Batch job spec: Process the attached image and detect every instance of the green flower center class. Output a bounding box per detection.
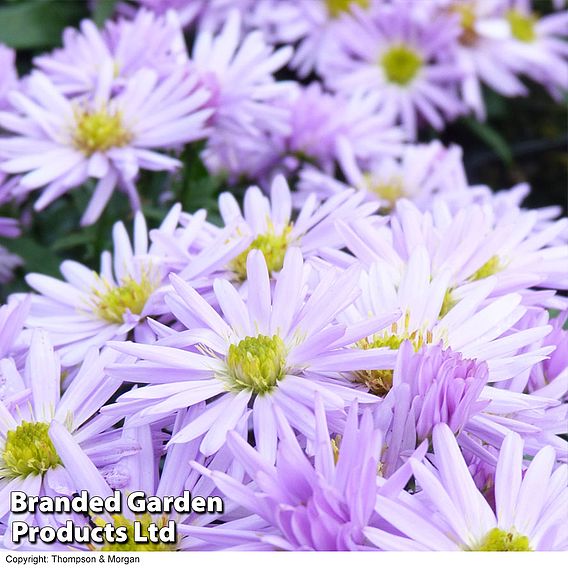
[1,421,61,478]
[473,528,532,551]
[353,317,433,396]
[325,0,369,18]
[439,288,457,318]
[507,10,537,43]
[230,226,292,281]
[468,255,501,281]
[381,44,423,86]
[97,514,176,552]
[73,107,132,156]
[92,273,156,324]
[226,335,287,394]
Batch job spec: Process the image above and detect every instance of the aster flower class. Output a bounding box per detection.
[335,250,554,387]
[253,0,377,77]
[365,423,568,550]
[0,65,212,225]
[20,208,184,366]
[33,10,188,96]
[339,198,568,309]
[436,0,530,119]
[180,399,422,551]
[0,332,134,545]
[503,0,568,97]
[298,140,469,211]
[104,248,398,460]
[192,11,295,179]
[321,4,465,138]
[217,175,380,283]
[0,296,29,371]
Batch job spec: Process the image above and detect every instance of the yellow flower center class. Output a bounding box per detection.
[473,528,532,551]
[507,10,537,43]
[1,421,61,478]
[226,335,287,394]
[452,3,479,46]
[468,255,501,281]
[353,316,433,396]
[73,107,132,156]
[325,0,369,18]
[230,225,292,281]
[92,272,156,324]
[96,514,176,552]
[381,44,423,86]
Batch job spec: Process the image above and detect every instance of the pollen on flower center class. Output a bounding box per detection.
[452,3,479,46]
[96,514,176,552]
[366,175,405,207]
[380,44,423,86]
[352,318,433,396]
[92,273,156,324]
[73,106,132,156]
[230,225,292,281]
[468,255,501,281]
[226,335,287,394]
[325,0,369,18]
[473,528,532,551]
[1,421,62,478]
[507,10,537,43]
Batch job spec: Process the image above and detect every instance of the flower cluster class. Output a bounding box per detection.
[0,0,566,554]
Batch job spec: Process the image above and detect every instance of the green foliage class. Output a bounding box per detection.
[0,0,88,49]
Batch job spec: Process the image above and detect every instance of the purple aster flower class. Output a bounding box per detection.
[0,332,135,546]
[104,248,398,460]
[503,0,568,97]
[365,423,568,550]
[192,11,295,179]
[20,207,189,366]
[33,10,188,96]
[179,399,423,551]
[217,175,380,283]
[320,4,465,138]
[0,66,212,225]
[0,296,29,372]
[253,0,378,77]
[340,198,568,309]
[298,140,469,211]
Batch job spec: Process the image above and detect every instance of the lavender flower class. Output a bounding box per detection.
[180,399,420,551]
[0,67,212,224]
[0,45,17,110]
[104,248,397,460]
[365,423,568,550]
[321,4,465,138]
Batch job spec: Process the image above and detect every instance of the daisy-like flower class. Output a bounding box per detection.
[20,208,185,366]
[0,332,135,545]
[365,423,568,550]
[340,198,568,309]
[104,248,398,460]
[0,65,212,225]
[321,4,465,138]
[503,0,568,97]
[299,140,469,211]
[180,399,422,551]
[434,0,530,119]
[217,175,380,283]
[253,0,377,77]
[279,83,405,175]
[33,10,188,96]
[191,11,295,179]
[336,250,554,385]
